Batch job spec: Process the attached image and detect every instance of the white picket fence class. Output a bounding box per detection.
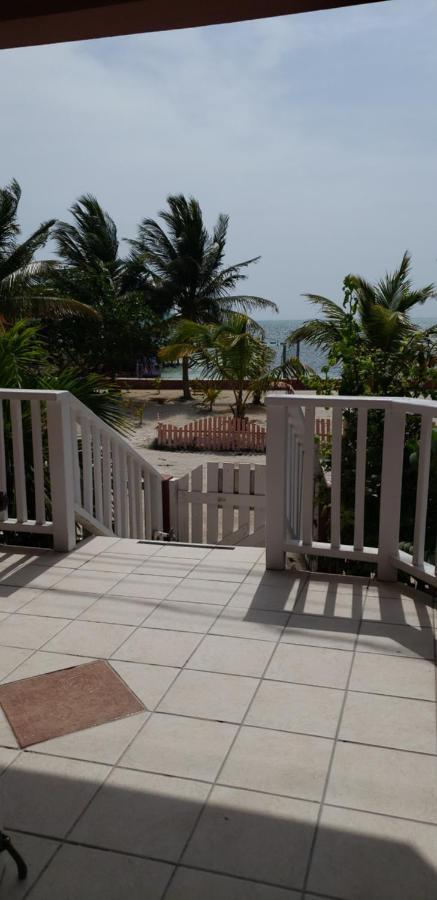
[169,461,266,546]
[156,415,266,452]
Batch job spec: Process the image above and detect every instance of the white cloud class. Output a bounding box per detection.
[0,0,436,317]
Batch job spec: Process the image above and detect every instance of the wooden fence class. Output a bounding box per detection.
[156,416,266,452]
[169,461,266,546]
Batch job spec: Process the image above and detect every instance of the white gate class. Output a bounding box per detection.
[169,462,266,546]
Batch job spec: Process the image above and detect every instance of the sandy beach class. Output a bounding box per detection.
[123,388,268,477]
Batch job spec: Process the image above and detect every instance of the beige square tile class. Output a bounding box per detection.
[31,551,93,569]
[189,561,252,583]
[100,539,158,556]
[71,768,209,860]
[79,595,159,626]
[112,627,202,666]
[28,845,172,900]
[0,564,69,590]
[19,589,97,619]
[78,556,141,575]
[246,680,343,738]
[107,573,182,600]
[184,784,318,888]
[43,620,135,657]
[339,691,436,754]
[229,579,303,612]
[349,652,436,701]
[211,608,288,641]
[205,547,265,563]
[166,579,237,606]
[0,831,60,900]
[145,600,222,633]
[1,651,94,683]
[219,726,332,801]
[357,622,434,659]
[166,868,301,899]
[135,559,195,578]
[0,614,70,649]
[188,634,274,677]
[0,585,40,613]
[326,742,437,823]
[0,746,19,771]
[110,660,179,709]
[308,804,437,900]
[80,536,121,554]
[363,590,434,628]
[0,706,18,748]
[32,711,148,764]
[120,713,237,780]
[282,614,358,651]
[0,646,32,680]
[266,642,353,689]
[55,569,123,596]
[159,669,258,722]
[152,544,210,560]
[3,752,109,836]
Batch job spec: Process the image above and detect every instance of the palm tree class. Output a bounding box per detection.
[126,195,278,399]
[51,195,160,375]
[0,179,95,322]
[160,314,308,417]
[287,253,436,395]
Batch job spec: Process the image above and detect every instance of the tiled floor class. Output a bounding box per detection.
[0,537,435,899]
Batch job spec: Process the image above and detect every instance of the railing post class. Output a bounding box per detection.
[266,395,288,569]
[46,393,76,552]
[377,403,405,581]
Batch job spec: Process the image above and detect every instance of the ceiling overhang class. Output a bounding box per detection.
[0,1,386,50]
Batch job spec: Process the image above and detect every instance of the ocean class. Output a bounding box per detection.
[161,317,436,379]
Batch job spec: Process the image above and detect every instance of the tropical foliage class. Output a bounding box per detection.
[127,195,278,398]
[291,254,437,574]
[161,313,308,417]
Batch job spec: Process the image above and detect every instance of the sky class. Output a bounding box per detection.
[1,0,437,318]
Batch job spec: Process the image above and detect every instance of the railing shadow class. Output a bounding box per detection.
[1,763,437,898]
[243,571,436,663]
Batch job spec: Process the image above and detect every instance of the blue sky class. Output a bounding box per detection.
[1,0,436,317]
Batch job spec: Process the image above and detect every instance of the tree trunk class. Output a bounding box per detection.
[181,356,191,400]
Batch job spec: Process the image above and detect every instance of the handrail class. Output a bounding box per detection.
[0,389,163,551]
[266,393,437,587]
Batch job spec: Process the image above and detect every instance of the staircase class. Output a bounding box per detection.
[0,389,163,552]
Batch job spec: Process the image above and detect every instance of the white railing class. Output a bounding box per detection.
[0,389,163,551]
[266,393,437,586]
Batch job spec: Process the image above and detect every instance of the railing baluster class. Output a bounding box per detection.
[10,399,27,522]
[71,410,82,506]
[354,407,368,551]
[119,449,128,536]
[102,434,112,530]
[127,455,136,538]
[412,411,433,567]
[330,406,343,548]
[135,463,144,539]
[82,418,93,514]
[301,405,315,546]
[0,401,9,522]
[112,443,122,536]
[30,399,45,524]
[92,425,103,524]
[144,471,152,539]
[377,404,406,581]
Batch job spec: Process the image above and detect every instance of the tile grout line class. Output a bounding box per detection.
[159,570,309,899]
[299,576,371,897]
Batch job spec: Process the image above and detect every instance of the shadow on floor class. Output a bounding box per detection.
[1,764,437,899]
